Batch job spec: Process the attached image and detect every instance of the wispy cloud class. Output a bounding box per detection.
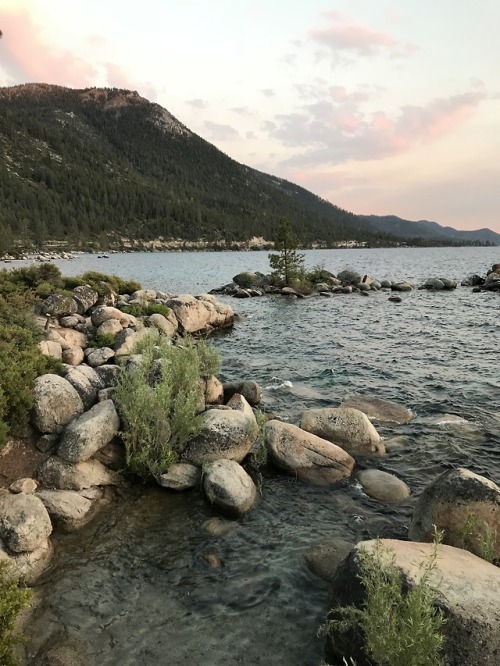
[186,98,209,109]
[203,121,239,141]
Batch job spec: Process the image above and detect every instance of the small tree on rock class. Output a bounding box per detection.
[268,219,305,286]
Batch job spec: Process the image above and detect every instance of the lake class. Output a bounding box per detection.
[21,247,500,665]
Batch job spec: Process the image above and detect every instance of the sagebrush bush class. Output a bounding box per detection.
[0,561,32,666]
[88,332,117,349]
[114,333,221,480]
[78,271,142,295]
[322,537,446,666]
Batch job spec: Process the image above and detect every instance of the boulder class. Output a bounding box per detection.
[37,456,119,490]
[86,347,115,367]
[62,347,85,366]
[60,314,86,328]
[32,374,84,434]
[0,537,53,585]
[304,538,354,583]
[9,478,37,494]
[223,380,262,406]
[409,468,500,561]
[36,434,59,453]
[96,319,124,337]
[46,327,87,350]
[58,400,120,463]
[147,313,176,338]
[91,305,136,328]
[391,281,413,291]
[357,469,410,502]
[158,463,201,491]
[167,294,234,334]
[204,375,224,405]
[422,277,445,290]
[461,274,484,287]
[182,409,258,465]
[130,288,157,303]
[325,539,500,666]
[300,408,385,456]
[113,328,138,356]
[36,489,103,531]
[337,269,362,286]
[340,396,413,424]
[95,364,122,387]
[72,285,99,314]
[65,364,105,410]
[226,393,255,419]
[264,420,354,485]
[233,271,262,287]
[0,491,52,553]
[203,459,257,516]
[38,340,63,361]
[41,294,77,317]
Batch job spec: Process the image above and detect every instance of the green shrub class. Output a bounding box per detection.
[119,304,143,317]
[88,332,117,349]
[145,303,171,317]
[79,271,142,295]
[457,512,498,565]
[0,560,32,666]
[321,536,446,666]
[114,334,221,480]
[62,276,86,290]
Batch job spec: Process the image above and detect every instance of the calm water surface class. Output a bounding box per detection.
[23,247,500,665]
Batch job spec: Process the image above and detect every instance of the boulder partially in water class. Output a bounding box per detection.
[37,456,119,491]
[409,468,500,562]
[303,538,354,582]
[357,469,410,502]
[203,459,257,516]
[300,408,385,457]
[264,420,354,485]
[340,395,413,424]
[158,463,201,491]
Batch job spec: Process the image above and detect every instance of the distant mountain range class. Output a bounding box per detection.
[360,215,499,246]
[0,83,496,251]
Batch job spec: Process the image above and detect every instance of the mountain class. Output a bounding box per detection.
[0,83,394,251]
[360,215,499,246]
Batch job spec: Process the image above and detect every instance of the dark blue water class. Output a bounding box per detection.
[23,248,500,665]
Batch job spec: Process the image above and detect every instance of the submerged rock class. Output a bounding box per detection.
[340,396,413,424]
[357,469,410,502]
[303,538,354,583]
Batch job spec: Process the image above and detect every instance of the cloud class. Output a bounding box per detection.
[203,121,239,141]
[261,88,275,97]
[186,98,209,109]
[308,10,416,60]
[263,88,486,168]
[0,7,97,87]
[231,106,252,116]
[246,130,257,140]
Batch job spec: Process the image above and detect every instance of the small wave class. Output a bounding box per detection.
[264,378,293,391]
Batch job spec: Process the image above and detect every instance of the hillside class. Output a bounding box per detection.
[0,83,394,252]
[360,215,499,246]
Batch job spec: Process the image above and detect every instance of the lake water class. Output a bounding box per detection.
[21,247,500,665]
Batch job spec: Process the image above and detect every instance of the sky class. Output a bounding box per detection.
[1,0,499,232]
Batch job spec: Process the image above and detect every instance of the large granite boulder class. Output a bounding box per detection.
[41,294,77,317]
[167,294,234,334]
[203,459,257,516]
[182,408,258,465]
[158,463,201,491]
[409,468,500,561]
[324,539,500,666]
[65,364,105,410]
[58,400,120,463]
[36,488,104,532]
[91,305,136,328]
[223,380,262,406]
[300,407,385,456]
[340,396,413,424]
[32,374,84,434]
[357,469,410,502]
[72,285,99,314]
[147,313,176,338]
[264,420,354,485]
[37,457,119,490]
[337,269,362,286]
[303,538,354,583]
[87,346,115,367]
[0,491,52,553]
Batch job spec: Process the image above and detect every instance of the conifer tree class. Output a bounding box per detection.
[268,218,305,286]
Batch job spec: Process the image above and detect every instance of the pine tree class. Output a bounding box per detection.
[268,218,305,286]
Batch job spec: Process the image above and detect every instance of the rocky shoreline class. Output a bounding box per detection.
[0,273,499,665]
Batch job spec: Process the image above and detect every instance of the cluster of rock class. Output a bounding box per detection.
[211,269,413,299]
[462,262,500,292]
[418,277,457,290]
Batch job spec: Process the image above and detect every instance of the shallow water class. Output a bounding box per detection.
[22,247,500,665]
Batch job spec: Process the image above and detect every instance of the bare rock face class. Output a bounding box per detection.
[0,491,52,553]
[58,400,120,463]
[158,463,201,491]
[32,374,84,434]
[340,396,413,424]
[300,407,385,457]
[264,420,354,485]
[409,468,500,561]
[357,469,410,502]
[203,459,257,516]
[182,408,257,465]
[325,539,500,666]
[37,456,119,490]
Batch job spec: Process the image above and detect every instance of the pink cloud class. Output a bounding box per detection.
[309,11,415,58]
[0,8,97,86]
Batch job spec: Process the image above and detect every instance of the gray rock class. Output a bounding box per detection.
[62,347,85,366]
[337,269,362,286]
[264,420,354,485]
[91,305,136,328]
[202,517,239,537]
[391,281,413,291]
[380,279,392,288]
[223,380,262,406]
[461,274,484,287]
[182,408,258,465]
[325,539,500,666]
[113,328,138,356]
[36,489,103,531]
[0,491,52,553]
[303,538,354,582]
[409,468,500,561]
[9,478,37,494]
[226,393,255,419]
[37,456,119,490]
[340,396,413,424]
[0,537,53,584]
[36,433,59,453]
[41,294,78,317]
[300,407,385,457]
[203,375,224,405]
[388,295,402,303]
[96,319,123,337]
[58,400,120,463]
[38,340,63,360]
[60,314,86,328]
[32,374,84,434]
[87,347,115,367]
[72,285,99,314]
[203,459,257,516]
[357,469,410,502]
[95,364,123,387]
[158,463,201,491]
[98,387,115,401]
[422,277,445,290]
[147,313,176,338]
[46,326,87,351]
[65,364,105,410]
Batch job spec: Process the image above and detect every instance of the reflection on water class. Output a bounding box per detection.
[24,247,500,665]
